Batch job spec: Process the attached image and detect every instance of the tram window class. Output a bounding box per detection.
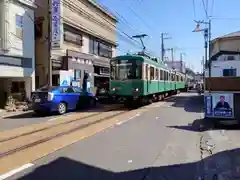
[160,70,163,80]
[156,69,159,80]
[166,72,168,81]
[145,64,149,80]
[150,66,155,80]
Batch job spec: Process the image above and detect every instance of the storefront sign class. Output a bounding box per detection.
[51,0,61,48]
[205,93,234,118]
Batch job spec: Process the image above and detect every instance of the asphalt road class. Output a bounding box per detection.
[0,111,60,132]
[6,92,207,180]
[0,103,110,132]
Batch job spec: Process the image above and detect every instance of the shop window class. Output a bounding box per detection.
[52,74,60,86]
[74,70,81,80]
[150,67,154,80]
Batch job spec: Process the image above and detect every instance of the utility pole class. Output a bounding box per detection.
[161,33,171,62]
[165,48,174,69]
[47,0,52,86]
[193,20,212,75]
[180,53,183,73]
[202,56,205,74]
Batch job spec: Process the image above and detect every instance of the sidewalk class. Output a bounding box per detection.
[0,109,31,119]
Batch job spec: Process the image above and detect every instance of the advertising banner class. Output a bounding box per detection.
[60,71,73,86]
[205,93,234,118]
[51,0,61,48]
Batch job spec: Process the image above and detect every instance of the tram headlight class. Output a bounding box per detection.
[112,87,116,91]
[133,88,139,92]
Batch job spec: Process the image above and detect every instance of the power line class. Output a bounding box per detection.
[127,6,154,31]
[211,16,240,21]
[36,0,143,49]
[210,0,214,17]
[121,0,155,31]
[192,0,196,18]
[115,12,143,35]
[201,0,208,18]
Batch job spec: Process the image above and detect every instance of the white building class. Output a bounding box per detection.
[0,0,36,107]
[164,60,186,73]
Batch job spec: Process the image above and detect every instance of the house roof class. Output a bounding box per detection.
[212,31,240,43]
[220,31,240,38]
[87,0,118,22]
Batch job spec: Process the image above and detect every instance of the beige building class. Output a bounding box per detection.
[35,0,117,88]
[210,31,240,57]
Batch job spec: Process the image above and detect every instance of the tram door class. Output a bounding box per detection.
[145,64,149,93]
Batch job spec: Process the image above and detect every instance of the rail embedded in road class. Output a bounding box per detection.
[0,103,150,174]
[0,93,179,174]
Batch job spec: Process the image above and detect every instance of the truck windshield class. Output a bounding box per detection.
[110,59,141,80]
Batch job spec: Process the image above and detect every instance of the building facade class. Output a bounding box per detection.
[164,60,186,73]
[0,0,36,107]
[35,0,117,89]
[210,31,240,57]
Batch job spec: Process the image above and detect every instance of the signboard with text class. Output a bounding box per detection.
[51,0,61,48]
[205,93,234,118]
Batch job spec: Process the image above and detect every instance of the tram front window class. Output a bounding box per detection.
[110,59,141,80]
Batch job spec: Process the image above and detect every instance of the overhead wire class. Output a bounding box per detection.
[192,0,196,18]
[201,0,208,19]
[34,0,143,49]
[210,0,214,17]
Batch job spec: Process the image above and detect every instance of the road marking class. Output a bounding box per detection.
[0,163,34,180]
[47,117,58,122]
[115,114,140,126]
[127,160,132,163]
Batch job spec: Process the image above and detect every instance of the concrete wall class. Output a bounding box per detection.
[205,54,240,78]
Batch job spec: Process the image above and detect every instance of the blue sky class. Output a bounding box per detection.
[97,0,240,72]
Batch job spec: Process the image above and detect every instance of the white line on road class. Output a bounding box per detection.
[115,114,140,126]
[48,117,58,122]
[0,163,34,180]
[127,160,133,163]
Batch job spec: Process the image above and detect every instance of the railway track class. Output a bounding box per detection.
[0,104,124,143]
[0,105,132,159]
[0,94,176,161]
